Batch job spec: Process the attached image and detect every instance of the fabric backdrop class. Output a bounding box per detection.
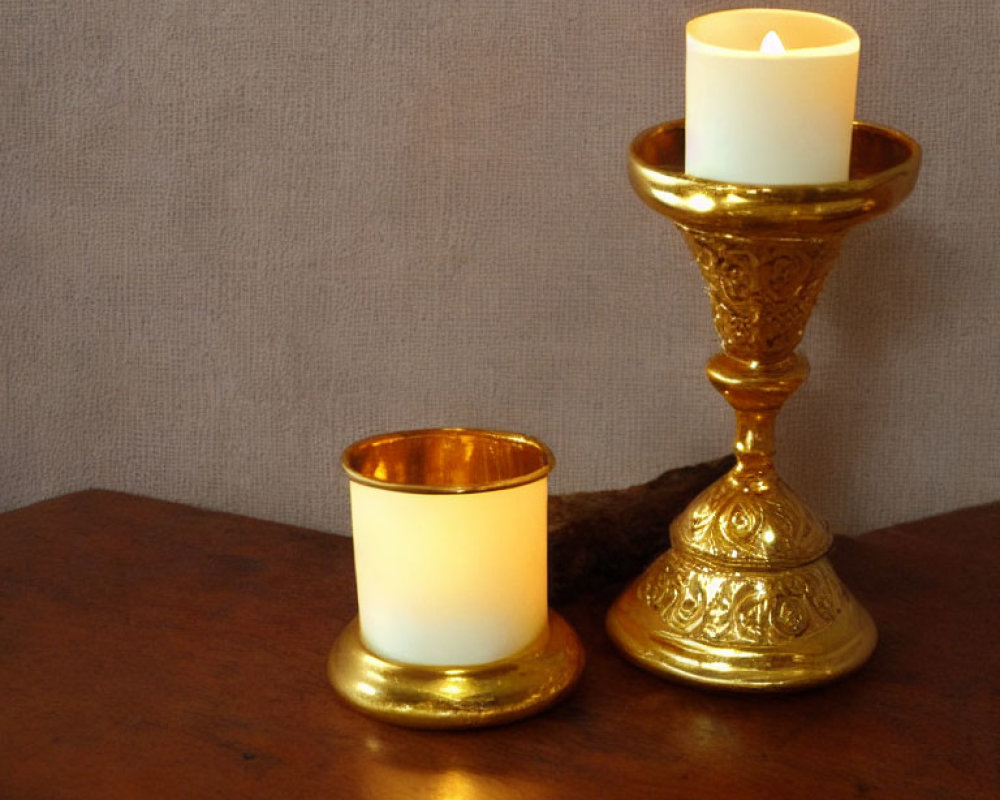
[3,1,998,536]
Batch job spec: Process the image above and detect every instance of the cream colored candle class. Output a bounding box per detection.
[343,429,552,667]
[685,8,860,185]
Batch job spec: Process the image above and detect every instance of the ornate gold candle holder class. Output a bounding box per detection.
[330,428,584,727]
[607,121,920,690]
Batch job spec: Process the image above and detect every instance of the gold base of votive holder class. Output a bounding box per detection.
[329,610,585,728]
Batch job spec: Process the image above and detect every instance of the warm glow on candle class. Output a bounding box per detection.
[350,479,548,666]
[685,9,860,184]
[343,429,552,667]
[759,30,785,55]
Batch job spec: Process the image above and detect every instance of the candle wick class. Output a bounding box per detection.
[760,30,786,55]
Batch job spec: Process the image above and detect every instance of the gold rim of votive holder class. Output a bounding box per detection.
[341,427,555,495]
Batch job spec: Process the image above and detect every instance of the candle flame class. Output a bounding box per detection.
[759,30,786,55]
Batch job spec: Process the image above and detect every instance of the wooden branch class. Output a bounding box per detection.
[548,455,734,601]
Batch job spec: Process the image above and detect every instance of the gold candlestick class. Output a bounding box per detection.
[607,120,921,690]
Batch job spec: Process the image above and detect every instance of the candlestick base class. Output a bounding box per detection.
[607,547,877,691]
[329,610,584,728]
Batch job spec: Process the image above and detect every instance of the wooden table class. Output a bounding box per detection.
[1,491,997,799]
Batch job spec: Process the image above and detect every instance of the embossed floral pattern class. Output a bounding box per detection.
[638,551,847,646]
[681,231,843,363]
[676,478,831,565]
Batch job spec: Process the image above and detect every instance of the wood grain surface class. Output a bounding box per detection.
[1,491,997,799]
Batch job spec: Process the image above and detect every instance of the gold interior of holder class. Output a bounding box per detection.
[342,428,554,494]
[632,121,915,181]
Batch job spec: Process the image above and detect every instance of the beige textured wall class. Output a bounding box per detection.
[3,1,998,535]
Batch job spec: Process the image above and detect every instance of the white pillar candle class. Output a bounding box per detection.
[685,8,860,185]
[343,429,552,667]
